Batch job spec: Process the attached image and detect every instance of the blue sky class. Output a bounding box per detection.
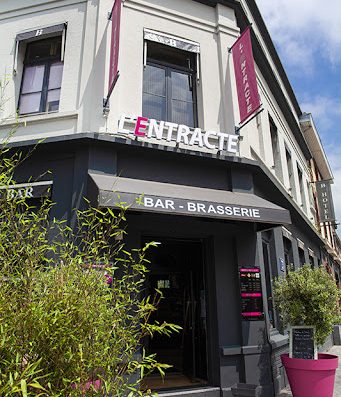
[256,0,341,233]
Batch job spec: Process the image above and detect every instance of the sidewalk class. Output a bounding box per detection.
[278,345,341,397]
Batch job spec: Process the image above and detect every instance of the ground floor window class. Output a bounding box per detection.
[283,237,294,273]
[262,240,275,329]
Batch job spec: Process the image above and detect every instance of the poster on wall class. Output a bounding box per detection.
[239,267,264,320]
[231,26,261,124]
[105,0,122,106]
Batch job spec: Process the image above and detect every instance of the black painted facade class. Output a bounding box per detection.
[9,133,332,397]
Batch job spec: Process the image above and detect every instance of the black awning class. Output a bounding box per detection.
[13,23,67,73]
[16,24,66,42]
[88,173,291,226]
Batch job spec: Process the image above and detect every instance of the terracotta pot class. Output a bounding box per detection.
[281,353,338,397]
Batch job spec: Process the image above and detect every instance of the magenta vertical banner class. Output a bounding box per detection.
[231,27,261,124]
[107,0,121,101]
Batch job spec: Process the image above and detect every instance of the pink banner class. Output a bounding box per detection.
[231,27,261,124]
[107,0,121,99]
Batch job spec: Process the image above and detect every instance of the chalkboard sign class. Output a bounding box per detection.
[239,267,264,320]
[289,326,317,359]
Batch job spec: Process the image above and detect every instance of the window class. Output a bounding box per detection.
[256,112,265,159]
[283,236,294,273]
[307,181,314,207]
[19,36,63,115]
[298,247,305,267]
[143,42,197,127]
[285,147,296,199]
[297,166,306,213]
[269,115,283,181]
[262,240,275,328]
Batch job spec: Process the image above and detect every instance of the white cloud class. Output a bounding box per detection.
[256,0,341,69]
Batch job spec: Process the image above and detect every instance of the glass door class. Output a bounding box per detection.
[143,238,207,390]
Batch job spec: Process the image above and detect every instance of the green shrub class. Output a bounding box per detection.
[0,144,180,396]
[274,264,341,346]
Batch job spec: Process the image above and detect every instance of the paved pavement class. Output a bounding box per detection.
[278,345,341,397]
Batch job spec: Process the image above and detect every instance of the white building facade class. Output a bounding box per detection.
[0,1,339,396]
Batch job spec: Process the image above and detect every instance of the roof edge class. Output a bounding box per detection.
[299,113,333,181]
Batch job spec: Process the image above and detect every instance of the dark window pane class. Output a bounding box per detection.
[171,99,194,127]
[48,62,63,89]
[171,71,193,102]
[21,65,45,94]
[47,89,61,111]
[26,38,61,62]
[143,65,166,96]
[19,92,42,114]
[143,93,166,121]
[147,41,195,70]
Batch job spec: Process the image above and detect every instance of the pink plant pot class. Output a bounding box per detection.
[281,353,338,397]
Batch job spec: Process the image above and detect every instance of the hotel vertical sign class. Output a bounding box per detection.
[231,27,261,124]
[316,181,335,223]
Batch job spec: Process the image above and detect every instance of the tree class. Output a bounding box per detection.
[273,264,340,346]
[0,130,180,396]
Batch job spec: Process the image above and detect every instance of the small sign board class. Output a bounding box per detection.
[289,326,317,360]
[239,267,264,320]
[0,181,53,200]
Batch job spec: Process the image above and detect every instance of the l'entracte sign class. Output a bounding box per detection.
[117,114,240,155]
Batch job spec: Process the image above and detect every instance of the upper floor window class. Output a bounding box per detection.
[285,147,296,200]
[19,36,63,115]
[269,115,283,182]
[142,42,197,127]
[297,165,306,213]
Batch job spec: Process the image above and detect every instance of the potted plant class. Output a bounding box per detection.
[274,264,341,397]
[0,140,181,396]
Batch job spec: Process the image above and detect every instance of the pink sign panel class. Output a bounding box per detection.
[241,292,262,298]
[239,266,263,320]
[107,0,122,98]
[241,312,263,317]
[239,267,260,273]
[231,27,261,124]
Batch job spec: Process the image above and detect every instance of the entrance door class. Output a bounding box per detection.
[143,238,208,390]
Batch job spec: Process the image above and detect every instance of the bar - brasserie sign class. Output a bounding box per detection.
[99,192,266,222]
